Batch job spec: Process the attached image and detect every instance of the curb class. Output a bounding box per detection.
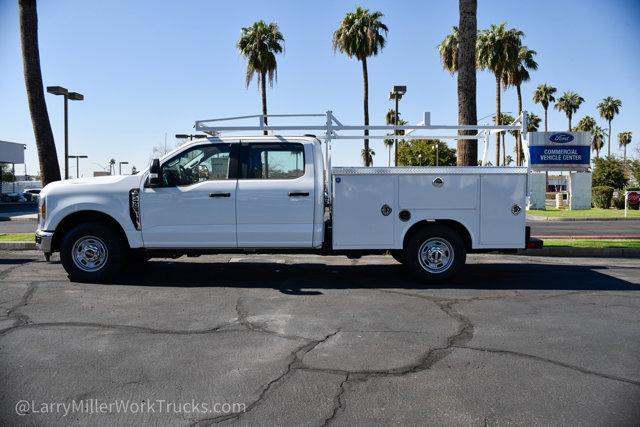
[527,216,640,222]
[0,242,36,250]
[515,247,640,258]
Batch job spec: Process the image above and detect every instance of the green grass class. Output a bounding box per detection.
[0,233,34,242]
[528,207,640,218]
[543,238,640,249]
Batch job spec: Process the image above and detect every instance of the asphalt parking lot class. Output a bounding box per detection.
[1,251,639,425]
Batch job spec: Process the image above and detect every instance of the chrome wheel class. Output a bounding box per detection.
[72,236,108,272]
[418,238,454,274]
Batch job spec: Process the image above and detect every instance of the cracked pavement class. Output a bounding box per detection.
[1,251,639,425]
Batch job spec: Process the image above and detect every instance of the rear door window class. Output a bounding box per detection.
[243,143,305,179]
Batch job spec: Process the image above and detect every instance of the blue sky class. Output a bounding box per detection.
[1,0,639,177]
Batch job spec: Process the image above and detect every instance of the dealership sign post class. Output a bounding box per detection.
[528,132,592,171]
[526,132,593,210]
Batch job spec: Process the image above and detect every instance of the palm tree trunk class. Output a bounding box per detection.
[495,74,501,166]
[607,119,612,157]
[362,58,370,166]
[261,71,268,136]
[456,0,478,166]
[388,146,391,167]
[567,114,571,132]
[544,106,548,132]
[516,84,523,166]
[624,144,626,162]
[19,0,60,185]
[501,133,506,166]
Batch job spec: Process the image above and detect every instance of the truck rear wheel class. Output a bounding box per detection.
[60,222,125,282]
[405,225,465,282]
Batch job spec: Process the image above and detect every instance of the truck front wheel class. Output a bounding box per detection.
[405,225,465,282]
[60,222,125,282]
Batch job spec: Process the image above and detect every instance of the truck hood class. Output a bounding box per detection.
[41,174,144,198]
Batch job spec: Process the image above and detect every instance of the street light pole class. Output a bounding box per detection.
[46,86,84,179]
[64,95,68,179]
[68,155,88,178]
[389,85,407,166]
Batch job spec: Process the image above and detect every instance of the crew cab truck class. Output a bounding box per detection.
[35,112,541,282]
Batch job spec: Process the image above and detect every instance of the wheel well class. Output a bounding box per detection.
[403,220,472,251]
[51,211,129,252]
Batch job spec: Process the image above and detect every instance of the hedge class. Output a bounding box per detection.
[592,186,614,209]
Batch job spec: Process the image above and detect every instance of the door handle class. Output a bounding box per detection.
[288,192,309,197]
[209,192,231,198]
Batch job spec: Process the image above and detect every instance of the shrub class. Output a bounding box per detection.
[612,194,625,209]
[592,186,614,208]
[592,156,627,189]
[628,160,640,186]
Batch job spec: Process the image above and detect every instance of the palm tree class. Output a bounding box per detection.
[477,23,523,166]
[503,45,537,165]
[19,0,61,185]
[334,6,387,166]
[574,115,596,133]
[526,112,541,132]
[439,22,478,166]
[532,84,557,132]
[554,91,585,131]
[458,0,478,166]
[361,148,375,166]
[597,96,622,157]
[592,126,605,159]
[438,26,459,73]
[499,113,515,166]
[109,159,116,175]
[237,21,284,136]
[618,131,633,162]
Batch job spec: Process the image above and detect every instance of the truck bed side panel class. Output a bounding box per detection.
[479,174,527,247]
[399,174,479,210]
[332,175,397,249]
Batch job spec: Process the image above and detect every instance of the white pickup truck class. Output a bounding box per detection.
[35,112,541,282]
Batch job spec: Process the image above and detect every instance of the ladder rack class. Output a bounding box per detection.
[194,111,531,201]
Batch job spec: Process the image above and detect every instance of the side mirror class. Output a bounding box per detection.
[148,159,161,186]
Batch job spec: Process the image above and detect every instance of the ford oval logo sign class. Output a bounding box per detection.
[549,133,574,143]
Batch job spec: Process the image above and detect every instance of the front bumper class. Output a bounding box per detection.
[35,229,54,253]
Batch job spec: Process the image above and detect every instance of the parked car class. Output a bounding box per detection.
[23,188,41,202]
[0,192,27,203]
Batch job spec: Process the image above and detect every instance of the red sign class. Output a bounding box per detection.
[628,191,640,206]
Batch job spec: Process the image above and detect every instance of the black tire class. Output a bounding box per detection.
[60,222,126,282]
[405,224,466,282]
[390,250,406,264]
